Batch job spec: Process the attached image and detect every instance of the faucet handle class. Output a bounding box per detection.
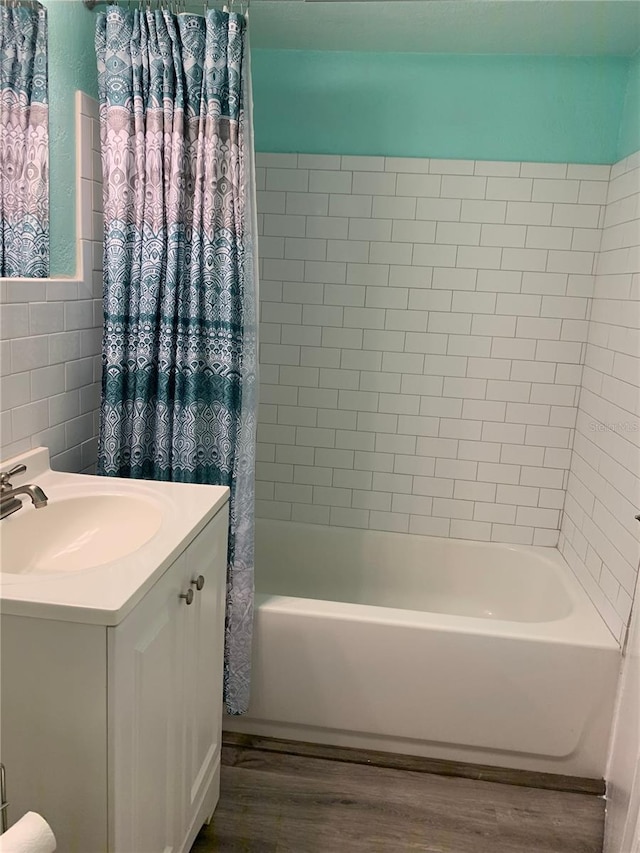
[0,464,26,488]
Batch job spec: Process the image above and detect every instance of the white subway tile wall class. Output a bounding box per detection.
[0,92,103,473]
[255,153,609,547]
[559,150,640,643]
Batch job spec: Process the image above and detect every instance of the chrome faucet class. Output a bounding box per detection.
[0,464,49,520]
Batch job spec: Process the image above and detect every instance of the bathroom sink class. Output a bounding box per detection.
[0,447,229,620]
[1,494,163,575]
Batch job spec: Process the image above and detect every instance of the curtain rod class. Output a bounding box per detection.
[1,0,45,9]
[83,0,248,9]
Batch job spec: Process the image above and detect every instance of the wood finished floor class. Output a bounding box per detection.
[191,745,605,853]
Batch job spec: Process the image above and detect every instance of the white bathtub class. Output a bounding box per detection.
[225,520,621,778]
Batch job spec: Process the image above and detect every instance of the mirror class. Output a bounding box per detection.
[0,0,99,280]
[0,0,49,278]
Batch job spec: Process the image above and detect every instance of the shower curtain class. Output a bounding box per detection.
[95,5,257,715]
[0,2,49,277]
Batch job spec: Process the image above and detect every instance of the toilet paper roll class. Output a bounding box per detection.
[0,812,56,853]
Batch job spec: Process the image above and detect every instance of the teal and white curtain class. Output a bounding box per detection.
[95,5,257,715]
[0,2,48,277]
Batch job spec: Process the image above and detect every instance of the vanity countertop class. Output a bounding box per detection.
[0,448,229,626]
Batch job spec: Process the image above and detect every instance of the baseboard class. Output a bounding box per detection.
[222,731,605,796]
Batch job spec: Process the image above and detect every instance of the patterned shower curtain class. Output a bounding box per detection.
[0,2,49,277]
[95,5,257,715]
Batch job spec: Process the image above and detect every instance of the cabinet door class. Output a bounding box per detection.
[181,506,229,846]
[108,554,187,853]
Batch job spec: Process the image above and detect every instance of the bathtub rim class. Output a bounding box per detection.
[254,592,618,650]
[254,522,620,651]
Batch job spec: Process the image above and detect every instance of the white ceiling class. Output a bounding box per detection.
[248,0,640,55]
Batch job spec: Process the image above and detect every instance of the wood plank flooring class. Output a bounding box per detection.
[191,744,605,853]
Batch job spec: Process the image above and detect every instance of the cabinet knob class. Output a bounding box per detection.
[180,589,194,606]
[191,575,205,591]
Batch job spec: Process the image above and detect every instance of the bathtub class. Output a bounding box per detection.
[224,520,621,778]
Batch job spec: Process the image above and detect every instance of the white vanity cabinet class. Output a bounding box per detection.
[109,506,228,852]
[1,502,229,853]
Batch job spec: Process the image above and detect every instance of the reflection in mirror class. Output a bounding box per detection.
[0,0,48,278]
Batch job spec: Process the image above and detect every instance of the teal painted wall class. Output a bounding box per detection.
[40,26,637,276]
[252,50,629,165]
[618,51,640,160]
[46,0,98,277]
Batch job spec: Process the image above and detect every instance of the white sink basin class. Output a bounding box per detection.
[2,494,163,575]
[0,447,229,623]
